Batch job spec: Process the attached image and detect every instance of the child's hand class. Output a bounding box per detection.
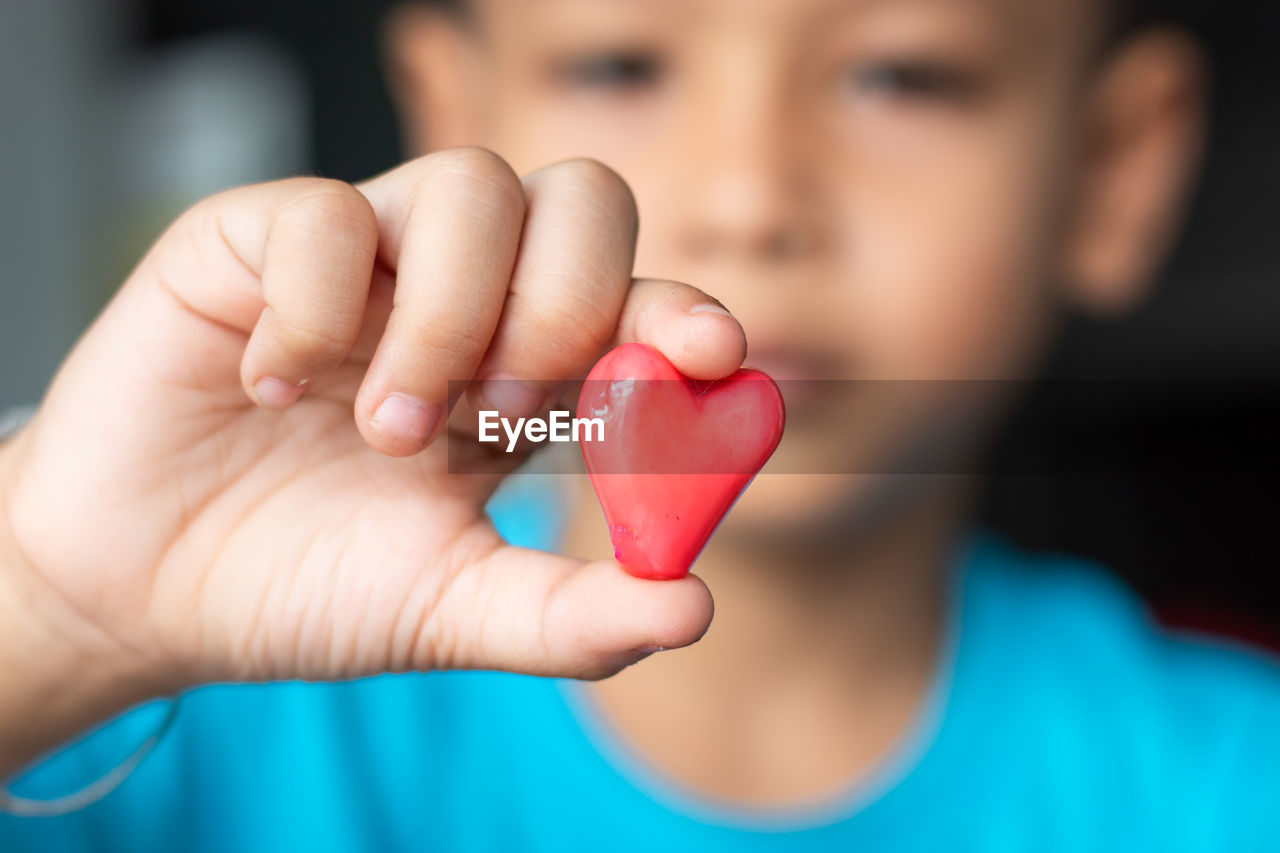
[0,150,744,761]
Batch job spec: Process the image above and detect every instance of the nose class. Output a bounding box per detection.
[674,76,826,265]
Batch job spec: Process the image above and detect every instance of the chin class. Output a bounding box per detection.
[718,422,891,534]
[714,381,993,549]
[720,469,966,557]
[718,472,885,546]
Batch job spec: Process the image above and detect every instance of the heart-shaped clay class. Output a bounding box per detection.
[577,343,785,580]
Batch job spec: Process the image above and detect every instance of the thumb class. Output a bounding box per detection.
[425,547,714,679]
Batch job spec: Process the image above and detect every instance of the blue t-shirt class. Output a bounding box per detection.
[3,481,1280,851]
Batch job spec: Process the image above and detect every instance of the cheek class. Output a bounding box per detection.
[487,89,668,179]
[846,138,1060,380]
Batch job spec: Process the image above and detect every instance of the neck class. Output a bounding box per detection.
[557,474,975,806]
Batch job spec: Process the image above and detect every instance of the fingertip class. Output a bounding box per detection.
[605,560,715,651]
[683,304,749,379]
[661,570,715,647]
[356,391,444,457]
[449,547,717,680]
[650,301,747,381]
[251,376,308,410]
[568,565,714,678]
[241,302,358,412]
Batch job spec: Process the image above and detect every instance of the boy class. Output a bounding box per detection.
[2,0,1277,849]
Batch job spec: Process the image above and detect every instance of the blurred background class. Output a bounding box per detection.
[1,1,1277,644]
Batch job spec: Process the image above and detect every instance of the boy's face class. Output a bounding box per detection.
[388,0,1202,536]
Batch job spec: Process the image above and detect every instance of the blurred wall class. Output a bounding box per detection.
[0,0,124,407]
[0,0,308,409]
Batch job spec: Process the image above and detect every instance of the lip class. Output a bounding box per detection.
[742,346,845,414]
[743,346,843,382]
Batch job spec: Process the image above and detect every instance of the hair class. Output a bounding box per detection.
[411,0,1166,38]
[1107,0,1158,44]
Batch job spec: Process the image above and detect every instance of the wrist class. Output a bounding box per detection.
[0,423,173,779]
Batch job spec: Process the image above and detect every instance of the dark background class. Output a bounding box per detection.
[46,1,1280,644]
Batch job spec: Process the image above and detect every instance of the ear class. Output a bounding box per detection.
[1059,28,1207,315]
[380,3,490,154]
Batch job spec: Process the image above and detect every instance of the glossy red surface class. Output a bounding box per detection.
[578,343,785,579]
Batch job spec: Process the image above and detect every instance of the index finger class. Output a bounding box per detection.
[612,278,748,381]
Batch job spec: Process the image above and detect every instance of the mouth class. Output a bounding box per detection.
[743,342,843,379]
[742,345,845,415]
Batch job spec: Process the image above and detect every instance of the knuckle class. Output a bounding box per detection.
[276,179,378,242]
[541,158,638,232]
[184,183,242,219]
[418,146,525,212]
[176,185,248,248]
[165,185,266,280]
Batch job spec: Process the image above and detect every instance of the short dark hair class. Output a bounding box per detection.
[1108,0,1157,43]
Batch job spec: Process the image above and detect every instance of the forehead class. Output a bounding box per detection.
[470,0,1095,44]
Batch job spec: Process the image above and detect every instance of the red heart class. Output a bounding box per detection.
[577,343,785,580]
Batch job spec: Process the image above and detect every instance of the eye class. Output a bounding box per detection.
[849,60,981,103]
[558,52,665,91]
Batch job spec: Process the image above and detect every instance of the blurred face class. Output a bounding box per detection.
[391,0,1197,538]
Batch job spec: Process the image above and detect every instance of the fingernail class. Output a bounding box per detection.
[688,302,733,319]
[372,393,441,445]
[479,373,544,419]
[254,376,306,409]
[632,644,667,656]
